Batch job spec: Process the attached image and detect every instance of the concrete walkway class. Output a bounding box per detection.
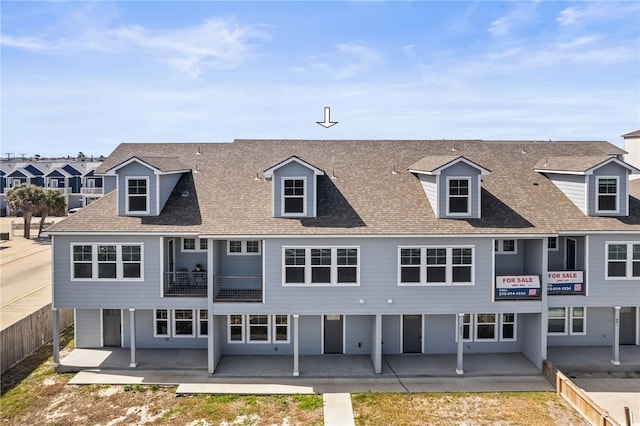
[324,393,355,426]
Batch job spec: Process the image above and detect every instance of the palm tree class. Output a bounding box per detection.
[6,184,44,239]
[37,189,67,237]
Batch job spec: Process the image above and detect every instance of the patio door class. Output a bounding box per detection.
[324,315,343,354]
[168,239,175,275]
[103,309,121,347]
[403,315,422,353]
[566,238,577,271]
[620,307,636,345]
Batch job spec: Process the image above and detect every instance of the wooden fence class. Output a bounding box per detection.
[1,304,73,373]
[543,360,621,426]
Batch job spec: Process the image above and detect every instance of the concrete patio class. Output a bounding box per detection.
[547,345,640,373]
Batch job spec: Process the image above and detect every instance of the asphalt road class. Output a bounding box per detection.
[0,218,54,330]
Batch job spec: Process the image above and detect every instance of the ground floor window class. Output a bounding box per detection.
[153,309,203,338]
[198,309,208,338]
[457,313,516,342]
[154,309,169,337]
[227,315,290,344]
[547,307,586,335]
[173,309,195,337]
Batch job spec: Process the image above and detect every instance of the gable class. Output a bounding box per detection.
[62,164,81,175]
[24,164,44,176]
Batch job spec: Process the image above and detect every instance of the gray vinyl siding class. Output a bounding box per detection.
[75,309,102,348]
[574,234,640,306]
[587,163,629,216]
[158,173,182,213]
[116,162,158,216]
[547,307,614,346]
[345,315,373,354]
[416,174,438,217]
[545,173,586,214]
[209,237,542,316]
[52,235,206,311]
[121,309,207,349]
[437,162,481,219]
[103,176,117,194]
[272,162,316,218]
[521,313,543,368]
[299,315,322,354]
[219,241,263,276]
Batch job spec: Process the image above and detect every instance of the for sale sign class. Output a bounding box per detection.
[495,275,541,300]
[547,271,585,295]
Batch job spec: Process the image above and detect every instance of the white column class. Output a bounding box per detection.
[52,307,60,367]
[456,313,464,375]
[207,238,215,374]
[293,314,300,377]
[374,314,382,374]
[129,308,137,368]
[611,306,621,365]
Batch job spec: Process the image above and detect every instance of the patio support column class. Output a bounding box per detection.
[129,308,137,368]
[611,306,621,366]
[207,239,215,374]
[52,307,60,368]
[456,313,464,375]
[293,314,300,377]
[373,314,382,374]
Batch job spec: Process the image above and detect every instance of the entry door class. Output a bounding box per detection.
[620,307,637,345]
[566,238,577,271]
[403,315,422,353]
[103,309,122,347]
[168,239,175,274]
[324,315,344,354]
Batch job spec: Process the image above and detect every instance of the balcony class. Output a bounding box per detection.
[81,188,103,195]
[47,187,71,194]
[163,272,262,302]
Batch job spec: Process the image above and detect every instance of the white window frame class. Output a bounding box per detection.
[153,309,170,337]
[456,313,517,342]
[474,313,498,341]
[548,307,567,335]
[247,315,271,343]
[495,239,518,254]
[398,246,474,286]
[446,176,471,217]
[547,307,587,335]
[595,176,619,214]
[70,243,144,281]
[227,240,261,255]
[283,246,360,286]
[125,176,150,214]
[197,309,208,338]
[548,237,559,251]
[281,176,307,216]
[181,237,208,252]
[227,315,245,343]
[273,315,290,343]
[173,309,196,338]
[605,242,640,280]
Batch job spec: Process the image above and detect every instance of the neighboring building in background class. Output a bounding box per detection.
[0,161,103,215]
[46,137,640,375]
[624,130,640,180]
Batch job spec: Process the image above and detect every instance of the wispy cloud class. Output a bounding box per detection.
[556,2,640,26]
[489,3,538,37]
[309,41,381,80]
[1,17,271,76]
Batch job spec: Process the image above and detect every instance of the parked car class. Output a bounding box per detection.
[67,208,82,215]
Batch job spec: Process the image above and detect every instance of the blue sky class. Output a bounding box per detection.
[2,1,639,158]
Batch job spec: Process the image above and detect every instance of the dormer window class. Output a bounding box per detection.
[447,177,470,215]
[283,178,306,215]
[126,177,149,214]
[596,177,618,213]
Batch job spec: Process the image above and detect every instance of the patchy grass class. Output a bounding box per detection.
[352,391,587,426]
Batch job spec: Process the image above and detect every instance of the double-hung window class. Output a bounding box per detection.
[548,237,558,251]
[457,313,516,342]
[173,309,195,337]
[282,178,306,215]
[284,247,359,285]
[154,309,169,337]
[606,242,640,279]
[447,177,470,215]
[198,309,208,338]
[596,177,618,213]
[126,177,148,214]
[227,315,289,344]
[71,243,143,280]
[182,237,208,252]
[548,307,586,335]
[399,246,473,286]
[495,239,517,254]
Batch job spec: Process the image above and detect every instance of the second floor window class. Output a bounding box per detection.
[282,178,305,215]
[606,242,640,279]
[284,247,359,285]
[399,246,474,285]
[597,177,618,213]
[127,177,148,213]
[447,177,470,215]
[72,243,143,280]
[495,239,517,254]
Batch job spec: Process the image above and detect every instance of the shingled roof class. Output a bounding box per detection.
[48,139,639,236]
